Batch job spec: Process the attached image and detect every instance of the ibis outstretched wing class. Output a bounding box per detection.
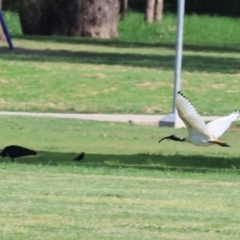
[207,110,240,138]
[176,92,209,136]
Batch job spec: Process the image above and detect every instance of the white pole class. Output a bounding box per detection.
[172,0,185,113]
[159,0,185,128]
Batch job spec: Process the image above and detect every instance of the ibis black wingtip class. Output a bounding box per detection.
[222,143,231,147]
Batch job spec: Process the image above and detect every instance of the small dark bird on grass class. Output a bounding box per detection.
[73,152,85,161]
[0,145,37,162]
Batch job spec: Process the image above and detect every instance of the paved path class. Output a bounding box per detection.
[0,111,221,126]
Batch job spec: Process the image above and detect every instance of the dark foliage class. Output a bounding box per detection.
[4,0,240,17]
[127,0,240,17]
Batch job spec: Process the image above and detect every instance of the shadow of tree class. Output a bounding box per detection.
[2,150,240,173]
[0,46,239,74]
[13,34,240,53]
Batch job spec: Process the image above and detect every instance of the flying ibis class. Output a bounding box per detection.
[0,145,37,162]
[159,91,240,147]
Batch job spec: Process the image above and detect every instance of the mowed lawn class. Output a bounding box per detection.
[0,13,240,115]
[0,37,239,115]
[0,12,240,239]
[0,116,240,239]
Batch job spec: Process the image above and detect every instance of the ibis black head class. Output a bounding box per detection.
[73,152,85,161]
[159,135,185,143]
[0,145,37,162]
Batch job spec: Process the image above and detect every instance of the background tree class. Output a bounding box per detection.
[18,0,54,35]
[120,0,128,18]
[154,0,164,22]
[145,0,164,23]
[145,0,155,23]
[17,0,119,38]
[54,0,119,38]
[0,0,6,41]
[3,0,240,18]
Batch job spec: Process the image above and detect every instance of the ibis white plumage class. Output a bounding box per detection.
[159,91,240,147]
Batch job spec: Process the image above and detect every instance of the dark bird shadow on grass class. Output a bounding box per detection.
[73,152,85,161]
[1,150,240,173]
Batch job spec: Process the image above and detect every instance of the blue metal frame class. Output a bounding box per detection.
[0,10,14,50]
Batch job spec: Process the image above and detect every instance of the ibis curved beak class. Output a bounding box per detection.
[159,135,174,143]
[159,135,182,143]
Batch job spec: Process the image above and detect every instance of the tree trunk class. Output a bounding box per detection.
[145,0,164,23]
[54,0,119,38]
[154,0,163,22]
[18,0,119,38]
[120,0,128,18]
[145,0,155,23]
[124,0,128,12]
[83,0,119,38]
[0,0,6,42]
[18,0,54,35]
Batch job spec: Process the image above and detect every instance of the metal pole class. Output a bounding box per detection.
[172,0,185,113]
[159,0,185,128]
[0,10,14,50]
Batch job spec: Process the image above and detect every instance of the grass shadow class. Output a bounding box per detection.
[0,46,239,74]
[2,150,240,173]
[12,34,240,53]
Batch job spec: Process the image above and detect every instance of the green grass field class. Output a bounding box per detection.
[0,116,240,239]
[0,11,240,239]
[0,12,239,115]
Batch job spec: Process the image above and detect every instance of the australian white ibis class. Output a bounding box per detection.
[159,91,239,147]
[0,145,37,162]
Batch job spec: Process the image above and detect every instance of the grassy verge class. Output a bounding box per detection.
[0,38,239,115]
[4,11,240,50]
[0,11,239,115]
[1,12,240,239]
[0,115,240,170]
[1,164,240,240]
[0,116,240,239]
[119,12,240,50]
